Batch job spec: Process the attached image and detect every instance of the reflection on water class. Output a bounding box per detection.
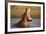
[11,18,41,28]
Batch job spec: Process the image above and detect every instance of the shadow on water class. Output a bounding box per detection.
[11,22,21,28]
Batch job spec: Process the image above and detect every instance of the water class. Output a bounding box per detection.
[11,18,41,28]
